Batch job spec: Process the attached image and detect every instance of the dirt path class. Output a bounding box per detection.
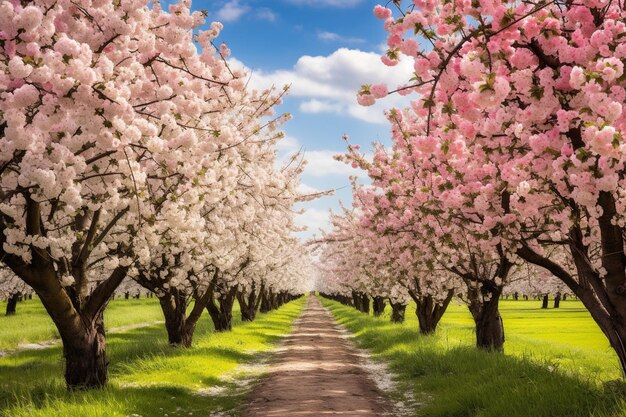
[243,296,392,416]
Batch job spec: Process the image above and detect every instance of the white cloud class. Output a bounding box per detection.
[216,0,250,22]
[303,150,365,178]
[276,135,301,153]
[317,31,364,44]
[295,208,331,235]
[297,183,320,194]
[274,134,366,179]
[240,48,414,124]
[274,135,303,168]
[299,99,343,114]
[256,8,277,22]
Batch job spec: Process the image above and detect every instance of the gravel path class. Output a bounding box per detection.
[243,296,392,416]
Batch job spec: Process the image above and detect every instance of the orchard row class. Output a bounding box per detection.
[315,0,626,377]
[0,0,314,390]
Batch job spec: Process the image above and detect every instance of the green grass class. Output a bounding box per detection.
[438,300,621,381]
[0,297,165,351]
[0,297,306,417]
[322,297,626,417]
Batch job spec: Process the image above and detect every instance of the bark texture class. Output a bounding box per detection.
[409,290,454,335]
[238,284,263,322]
[372,296,386,317]
[468,287,505,351]
[389,301,406,323]
[5,292,20,316]
[207,284,238,332]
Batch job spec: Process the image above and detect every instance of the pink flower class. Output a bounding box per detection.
[597,57,624,82]
[12,84,39,107]
[357,93,376,106]
[5,40,16,58]
[373,5,392,19]
[8,57,32,79]
[569,66,586,89]
[219,43,231,58]
[387,34,402,48]
[510,49,537,69]
[54,37,82,57]
[17,6,43,31]
[561,143,574,157]
[381,55,399,67]
[400,39,419,57]
[606,101,622,122]
[370,83,388,99]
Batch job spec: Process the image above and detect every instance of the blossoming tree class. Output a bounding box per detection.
[0,267,31,315]
[362,0,626,368]
[0,0,303,389]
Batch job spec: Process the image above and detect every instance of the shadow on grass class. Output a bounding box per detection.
[322,299,626,417]
[0,298,306,417]
[3,381,243,417]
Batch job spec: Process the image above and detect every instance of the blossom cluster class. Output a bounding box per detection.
[0,0,313,325]
[324,0,626,363]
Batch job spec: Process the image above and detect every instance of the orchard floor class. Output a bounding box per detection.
[4,296,626,416]
[0,297,306,417]
[322,297,626,417]
[243,296,392,416]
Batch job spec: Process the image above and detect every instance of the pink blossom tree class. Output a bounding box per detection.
[314,196,459,331]
[336,133,512,349]
[363,0,626,368]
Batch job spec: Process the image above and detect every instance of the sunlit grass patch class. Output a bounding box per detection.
[0,297,306,417]
[322,298,625,417]
[0,298,165,352]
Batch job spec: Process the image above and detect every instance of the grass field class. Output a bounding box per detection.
[322,298,626,417]
[0,298,166,351]
[0,296,306,417]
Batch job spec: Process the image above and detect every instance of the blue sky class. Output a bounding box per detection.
[194,0,414,238]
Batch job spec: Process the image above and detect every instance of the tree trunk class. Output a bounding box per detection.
[344,294,353,307]
[562,294,567,301]
[259,287,273,313]
[25,266,127,389]
[390,301,406,323]
[269,290,278,310]
[207,285,238,332]
[158,293,193,347]
[351,291,362,312]
[360,293,370,314]
[541,294,549,309]
[514,292,519,301]
[64,314,108,390]
[5,292,20,316]
[1,199,131,390]
[238,284,262,322]
[468,289,505,351]
[275,291,287,308]
[554,293,561,308]
[412,291,454,335]
[372,296,386,317]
